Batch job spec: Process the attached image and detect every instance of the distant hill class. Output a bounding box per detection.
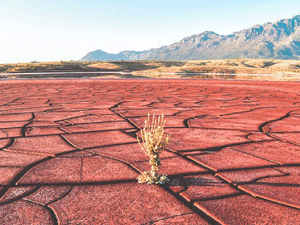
[80,15,300,61]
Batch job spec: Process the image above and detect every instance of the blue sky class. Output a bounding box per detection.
[0,0,299,63]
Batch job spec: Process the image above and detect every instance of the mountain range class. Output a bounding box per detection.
[80,15,300,61]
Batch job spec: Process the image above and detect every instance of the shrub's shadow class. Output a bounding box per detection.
[168,177,227,187]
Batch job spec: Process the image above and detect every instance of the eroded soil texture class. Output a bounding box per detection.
[0,79,300,224]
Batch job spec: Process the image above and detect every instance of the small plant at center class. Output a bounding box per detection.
[137,114,170,184]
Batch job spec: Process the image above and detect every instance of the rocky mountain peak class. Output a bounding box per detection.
[81,15,300,61]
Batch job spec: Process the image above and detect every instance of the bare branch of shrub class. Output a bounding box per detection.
[137,114,170,184]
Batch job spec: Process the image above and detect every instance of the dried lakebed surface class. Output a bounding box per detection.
[0,79,300,224]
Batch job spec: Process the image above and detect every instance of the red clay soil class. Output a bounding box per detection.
[0,79,300,224]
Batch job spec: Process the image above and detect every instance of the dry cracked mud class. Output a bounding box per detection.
[0,79,300,224]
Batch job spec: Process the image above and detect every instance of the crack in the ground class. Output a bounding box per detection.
[54,113,95,123]
[230,148,282,165]
[259,111,292,133]
[220,106,277,117]
[86,149,141,175]
[58,126,71,134]
[45,186,74,206]
[0,98,21,107]
[189,193,244,203]
[23,198,59,225]
[60,134,83,150]
[143,212,195,225]
[267,133,300,147]
[0,129,9,138]
[220,103,260,108]
[237,185,300,210]
[173,140,261,153]
[0,106,52,114]
[0,138,15,150]
[22,121,33,137]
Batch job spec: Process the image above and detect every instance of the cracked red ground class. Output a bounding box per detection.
[0,79,300,224]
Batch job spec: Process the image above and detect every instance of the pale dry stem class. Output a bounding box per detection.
[137,114,170,184]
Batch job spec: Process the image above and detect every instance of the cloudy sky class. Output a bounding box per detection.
[0,0,299,63]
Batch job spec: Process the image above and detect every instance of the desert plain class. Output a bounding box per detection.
[0,77,300,224]
[1,59,300,80]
